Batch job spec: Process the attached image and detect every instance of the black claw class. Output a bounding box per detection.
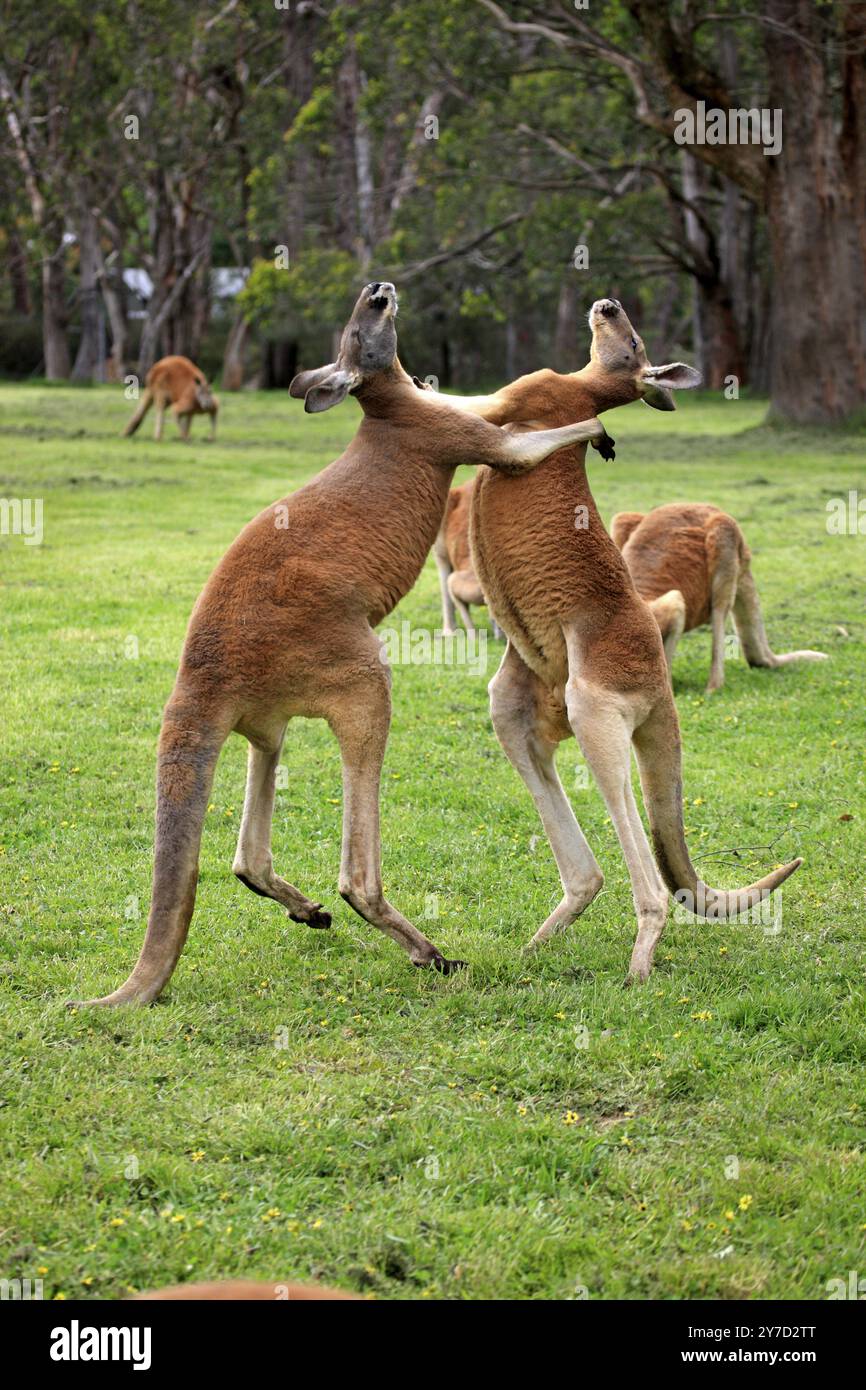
[428,956,468,975]
[593,432,616,461]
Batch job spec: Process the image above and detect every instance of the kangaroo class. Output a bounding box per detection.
[134,1279,360,1301]
[122,355,219,442]
[71,283,611,1006]
[611,503,828,692]
[433,478,502,638]
[444,298,801,981]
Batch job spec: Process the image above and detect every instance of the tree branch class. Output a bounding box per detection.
[397,212,526,281]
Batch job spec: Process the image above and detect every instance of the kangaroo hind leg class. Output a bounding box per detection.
[232,729,331,928]
[326,662,465,974]
[489,643,603,950]
[705,520,741,692]
[70,693,234,1007]
[563,634,668,983]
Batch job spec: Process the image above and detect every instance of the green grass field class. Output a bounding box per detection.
[1,382,864,1301]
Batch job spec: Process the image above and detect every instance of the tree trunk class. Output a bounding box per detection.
[94,230,128,381]
[221,312,249,390]
[72,203,103,381]
[137,166,210,374]
[505,317,518,381]
[263,339,297,390]
[697,279,746,390]
[552,274,581,371]
[7,229,31,314]
[680,152,745,389]
[186,218,212,361]
[281,1,318,262]
[42,238,70,380]
[763,0,866,421]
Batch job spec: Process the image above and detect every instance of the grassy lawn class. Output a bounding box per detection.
[1,381,864,1301]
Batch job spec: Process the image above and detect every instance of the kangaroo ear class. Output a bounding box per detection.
[302,368,360,414]
[640,362,702,412]
[289,363,337,399]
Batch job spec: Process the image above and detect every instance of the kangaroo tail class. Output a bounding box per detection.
[69,695,230,1006]
[633,691,801,920]
[122,388,153,437]
[733,565,827,669]
[648,589,687,643]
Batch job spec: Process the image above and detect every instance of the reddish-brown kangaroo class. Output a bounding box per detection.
[122,355,218,442]
[610,503,827,692]
[72,283,610,1006]
[433,478,502,637]
[445,298,801,981]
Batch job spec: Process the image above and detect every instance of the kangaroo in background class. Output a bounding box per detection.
[611,503,828,692]
[434,478,502,638]
[72,283,612,1006]
[134,1279,360,1301]
[122,355,219,442]
[443,298,801,981]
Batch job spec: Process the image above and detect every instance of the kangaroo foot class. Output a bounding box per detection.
[66,982,160,1009]
[414,954,468,975]
[288,904,332,929]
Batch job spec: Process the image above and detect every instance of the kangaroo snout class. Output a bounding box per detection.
[595,298,621,319]
[366,281,396,311]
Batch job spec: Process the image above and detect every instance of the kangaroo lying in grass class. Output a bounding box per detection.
[611,503,828,692]
[433,478,502,637]
[444,298,802,981]
[72,283,611,1006]
[123,355,219,442]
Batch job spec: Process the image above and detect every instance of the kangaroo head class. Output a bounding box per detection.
[289,282,399,413]
[195,382,217,414]
[588,298,701,410]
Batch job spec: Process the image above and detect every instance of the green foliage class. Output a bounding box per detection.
[240,251,358,340]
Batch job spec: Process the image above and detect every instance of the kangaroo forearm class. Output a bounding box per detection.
[476,417,605,474]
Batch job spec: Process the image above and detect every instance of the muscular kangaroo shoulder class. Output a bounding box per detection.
[493,369,563,424]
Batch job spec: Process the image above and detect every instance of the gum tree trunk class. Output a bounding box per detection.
[72,202,103,381]
[42,238,70,380]
[763,0,866,421]
[614,0,866,422]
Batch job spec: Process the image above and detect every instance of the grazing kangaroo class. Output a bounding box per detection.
[123,355,219,442]
[434,478,502,637]
[611,503,828,692]
[446,298,801,981]
[72,283,611,1006]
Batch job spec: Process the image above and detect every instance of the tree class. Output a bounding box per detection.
[480,0,866,422]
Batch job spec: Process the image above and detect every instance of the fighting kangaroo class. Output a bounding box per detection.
[446,298,801,981]
[123,355,219,442]
[72,283,611,1006]
[433,479,502,638]
[611,503,827,692]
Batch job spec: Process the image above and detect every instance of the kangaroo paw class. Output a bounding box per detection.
[288,904,332,929]
[417,954,468,975]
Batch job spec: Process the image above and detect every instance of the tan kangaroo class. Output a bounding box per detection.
[433,478,502,637]
[123,355,219,442]
[71,283,611,1006]
[445,298,801,981]
[134,1279,360,1301]
[611,503,828,692]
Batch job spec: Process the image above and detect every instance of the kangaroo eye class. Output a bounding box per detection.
[630,337,638,350]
